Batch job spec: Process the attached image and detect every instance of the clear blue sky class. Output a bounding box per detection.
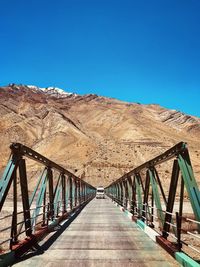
[0,0,200,117]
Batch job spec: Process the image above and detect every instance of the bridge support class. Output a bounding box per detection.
[0,143,96,260]
[106,142,200,264]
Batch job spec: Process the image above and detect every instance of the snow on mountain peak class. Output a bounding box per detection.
[27,85,76,98]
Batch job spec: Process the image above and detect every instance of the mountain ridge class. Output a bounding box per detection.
[0,84,199,187]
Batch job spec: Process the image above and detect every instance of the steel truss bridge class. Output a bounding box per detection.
[0,142,199,266]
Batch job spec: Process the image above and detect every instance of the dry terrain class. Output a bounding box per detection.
[0,84,199,188]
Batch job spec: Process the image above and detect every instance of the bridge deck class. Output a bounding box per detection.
[15,198,178,267]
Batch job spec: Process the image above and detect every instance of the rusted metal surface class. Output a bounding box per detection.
[15,198,178,266]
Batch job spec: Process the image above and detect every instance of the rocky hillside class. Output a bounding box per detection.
[0,84,199,187]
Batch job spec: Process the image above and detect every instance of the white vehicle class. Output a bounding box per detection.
[96,186,105,199]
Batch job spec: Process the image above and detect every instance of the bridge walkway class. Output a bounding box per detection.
[15,198,179,267]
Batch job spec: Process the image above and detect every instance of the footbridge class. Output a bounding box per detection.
[0,142,200,266]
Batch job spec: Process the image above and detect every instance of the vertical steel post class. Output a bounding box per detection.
[143,170,150,222]
[119,182,123,206]
[65,176,69,210]
[176,212,182,251]
[162,159,179,238]
[135,174,143,218]
[127,176,133,212]
[115,184,118,202]
[123,180,128,208]
[42,190,46,226]
[151,189,154,226]
[179,175,184,218]
[62,174,66,214]
[19,159,32,237]
[69,177,73,210]
[177,175,184,246]
[116,183,120,204]
[78,180,81,205]
[83,182,85,202]
[131,176,137,215]
[10,169,18,248]
[74,180,77,207]
[80,181,83,203]
[47,167,54,220]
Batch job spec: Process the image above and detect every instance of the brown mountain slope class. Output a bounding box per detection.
[0,84,199,187]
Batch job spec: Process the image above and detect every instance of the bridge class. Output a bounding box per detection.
[0,142,200,266]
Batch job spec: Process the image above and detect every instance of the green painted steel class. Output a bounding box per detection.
[1,141,200,265]
[29,168,46,206]
[135,175,143,217]
[175,252,200,267]
[0,142,96,263]
[31,169,48,229]
[116,183,120,202]
[0,157,18,211]
[148,169,165,227]
[178,154,200,223]
[137,219,145,230]
[0,251,16,267]
[65,176,69,209]
[127,177,133,208]
[105,142,200,265]
[54,174,62,217]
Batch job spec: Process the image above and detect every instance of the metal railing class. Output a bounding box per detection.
[105,142,200,262]
[0,143,96,256]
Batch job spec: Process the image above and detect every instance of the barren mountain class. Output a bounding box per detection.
[0,84,199,187]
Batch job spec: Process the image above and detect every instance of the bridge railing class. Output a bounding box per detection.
[0,143,96,257]
[105,142,200,262]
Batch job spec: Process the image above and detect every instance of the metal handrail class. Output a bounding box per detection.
[0,143,96,255]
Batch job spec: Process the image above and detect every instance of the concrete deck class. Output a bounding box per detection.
[14,198,179,266]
